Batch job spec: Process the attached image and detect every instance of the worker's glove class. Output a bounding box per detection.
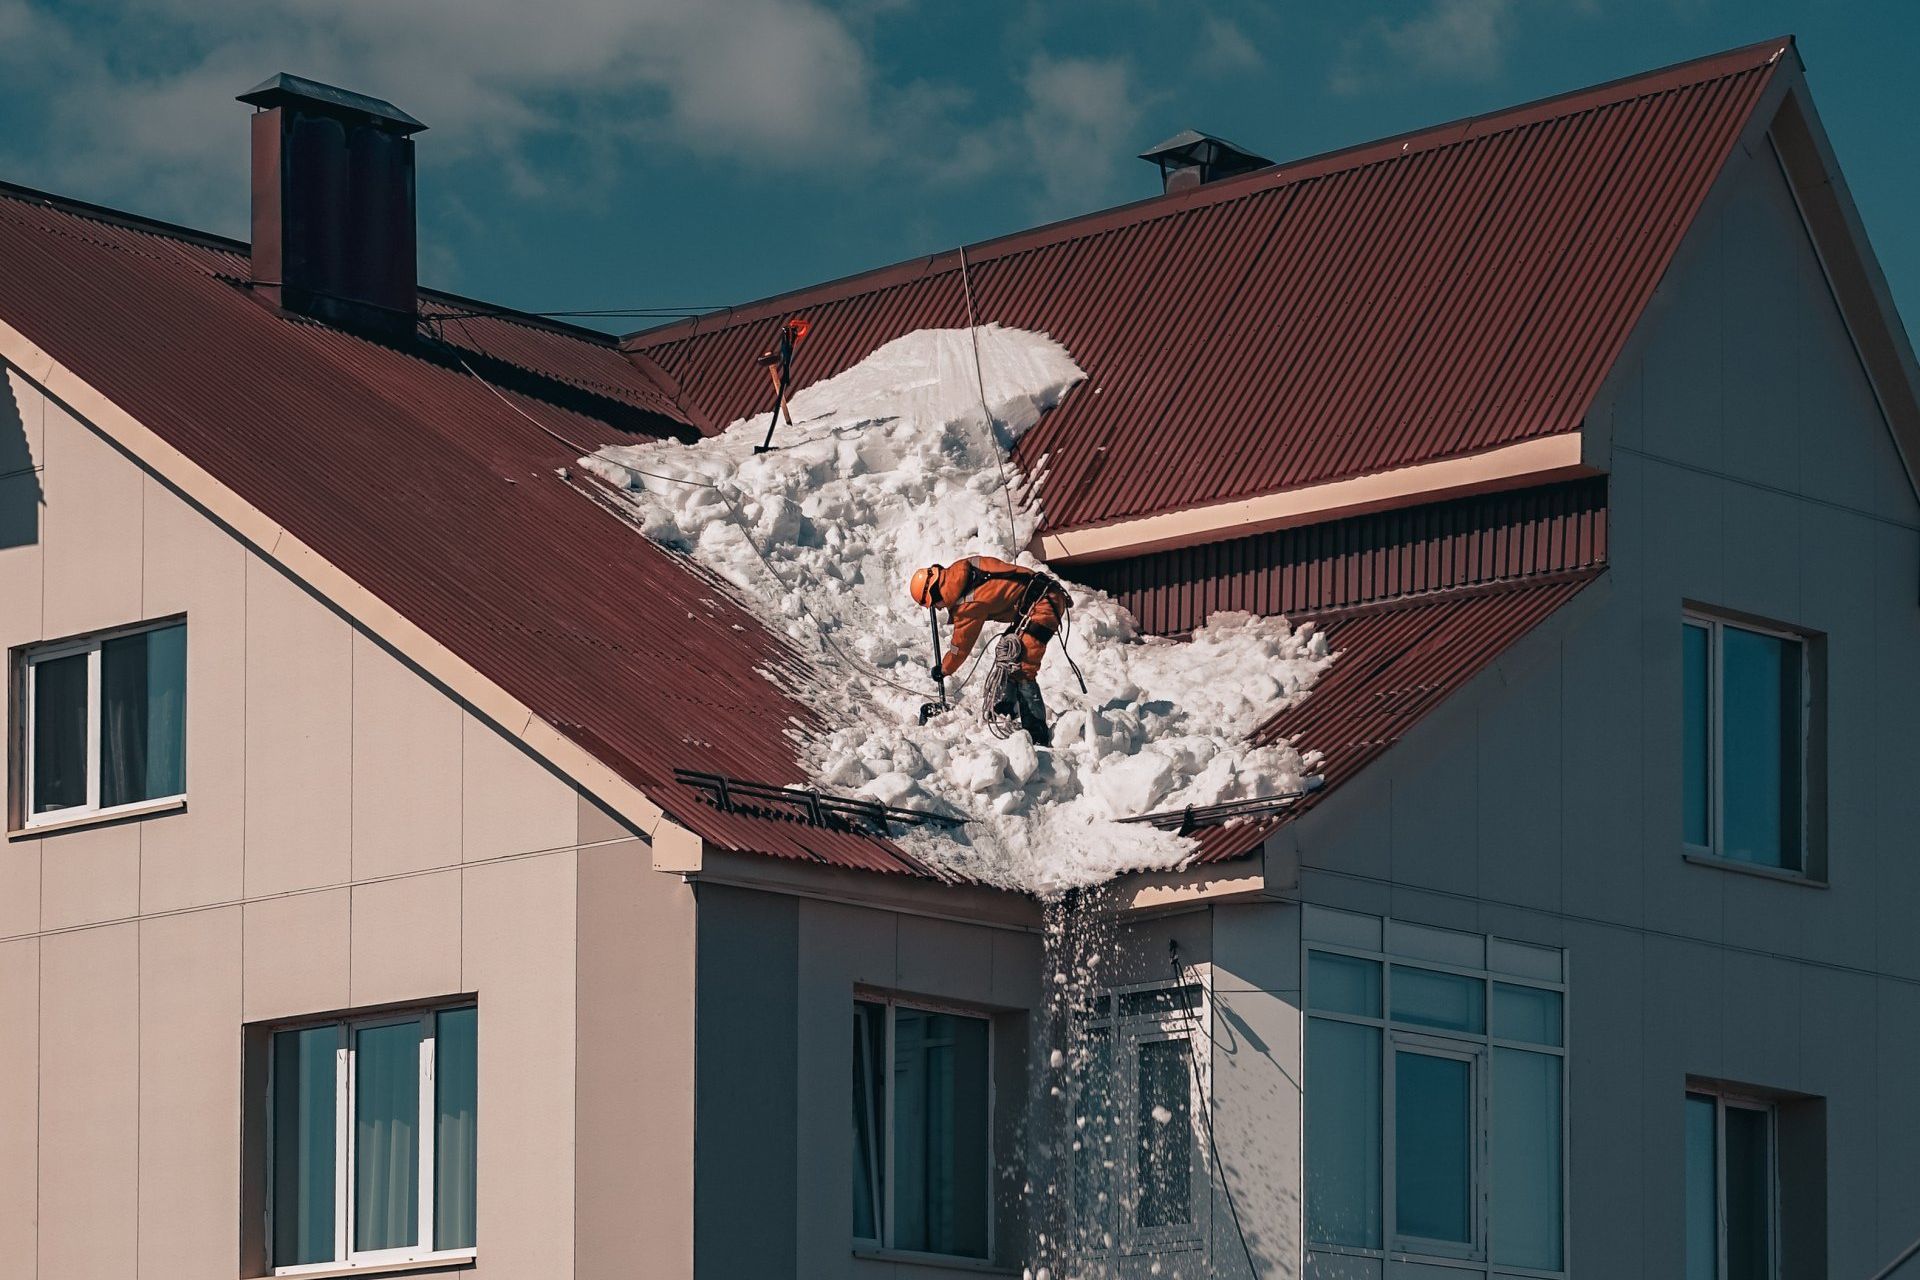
[930,662,946,683]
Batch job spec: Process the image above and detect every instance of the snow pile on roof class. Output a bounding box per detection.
[585,326,1331,893]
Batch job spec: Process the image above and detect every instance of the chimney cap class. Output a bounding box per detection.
[238,73,427,134]
[1139,128,1269,172]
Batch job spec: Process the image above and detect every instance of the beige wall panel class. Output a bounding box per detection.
[38,922,137,1280]
[463,852,576,1277]
[462,713,577,863]
[350,869,462,1008]
[351,634,461,879]
[0,476,41,648]
[37,819,138,931]
[576,838,695,1279]
[244,559,351,895]
[3,367,47,467]
[0,938,37,1276]
[0,843,39,939]
[140,476,247,913]
[139,907,242,1276]
[38,401,142,640]
[242,888,349,1022]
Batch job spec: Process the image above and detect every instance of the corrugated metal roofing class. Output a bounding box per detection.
[628,38,1787,536]
[1188,571,1602,863]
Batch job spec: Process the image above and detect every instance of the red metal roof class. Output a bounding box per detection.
[1189,571,1602,863]
[628,38,1788,535]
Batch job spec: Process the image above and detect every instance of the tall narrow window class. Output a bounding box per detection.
[1686,1090,1777,1280]
[849,998,991,1260]
[1681,613,1809,871]
[1134,1037,1192,1229]
[1395,1048,1476,1248]
[266,1004,477,1272]
[21,619,186,826]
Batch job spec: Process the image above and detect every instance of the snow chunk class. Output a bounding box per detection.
[587,327,1331,893]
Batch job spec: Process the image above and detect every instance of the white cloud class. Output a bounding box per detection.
[1195,14,1264,75]
[1331,0,1516,95]
[1019,55,1143,210]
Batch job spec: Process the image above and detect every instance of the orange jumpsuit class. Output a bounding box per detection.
[932,556,1067,682]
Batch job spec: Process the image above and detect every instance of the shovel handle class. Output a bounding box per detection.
[927,606,948,702]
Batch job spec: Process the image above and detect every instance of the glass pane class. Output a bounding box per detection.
[851,1002,886,1243]
[1491,1048,1562,1268]
[272,1026,339,1267]
[1683,623,1711,844]
[1135,1037,1191,1229]
[1391,966,1486,1033]
[433,1008,477,1251]
[891,1009,989,1258]
[1492,984,1563,1046]
[1117,985,1202,1018]
[1309,952,1382,1018]
[1722,626,1802,869]
[100,624,187,807]
[1685,1094,1719,1280]
[1305,1018,1381,1247]
[354,1021,421,1253]
[30,652,87,814]
[1726,1105,1773,1280]
[1071,1027,1115,1251]
[1396,1051,1472,1244]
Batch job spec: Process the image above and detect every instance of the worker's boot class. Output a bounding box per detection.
[1013,679,1052,747]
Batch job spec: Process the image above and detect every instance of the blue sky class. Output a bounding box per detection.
[1,1,1916,337]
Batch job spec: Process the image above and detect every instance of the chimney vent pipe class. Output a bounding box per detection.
[1139,129,1271,195]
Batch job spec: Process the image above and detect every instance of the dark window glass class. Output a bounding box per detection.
[1722,626,1802,869]
[851,1001,886,1243]
[1683,623,1711,844]
[354,1021,420,1252]
[31,652,88,813]
[434,1008,478,1251]
[100,623,186,808]
[1395,1051,1472,1244]
[1725,1106,1773,1280]
[1391,966,1486,1034]
[1684,1093,1718,1280]
[272,1026,338,1267]
[891,1008,989,1258]
[1135,1037,1191,1228]
[1305,1018,1382,1247]
[1308,952,1382,1018]
[1071,1027,1115,1250]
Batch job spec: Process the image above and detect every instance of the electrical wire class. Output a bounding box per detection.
[1171,948,1265,1280]
[957,243,1023,554]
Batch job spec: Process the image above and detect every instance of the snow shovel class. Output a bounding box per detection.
[918,606,951,724]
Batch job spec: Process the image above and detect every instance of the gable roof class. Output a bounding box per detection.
[628,37,1792,553]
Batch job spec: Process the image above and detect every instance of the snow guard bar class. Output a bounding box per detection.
[674,768,966,836]
[1120,776,1327,837]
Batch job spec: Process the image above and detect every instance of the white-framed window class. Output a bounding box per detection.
[1304,947,1566,1275]
[1682,612,1810,871]
[267,1004,477,1274]
[1686,1091,1778,1280]
[17,617,186,827]
[852,996,993,1261]
[1063,981,1208,1261]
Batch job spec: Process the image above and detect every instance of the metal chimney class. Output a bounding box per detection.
[237,74,427,337]
[1139,129,1271,195]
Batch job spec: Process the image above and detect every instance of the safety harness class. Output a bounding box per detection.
[929,558,1088,737]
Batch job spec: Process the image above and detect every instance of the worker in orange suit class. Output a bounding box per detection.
[909,556,1070,745]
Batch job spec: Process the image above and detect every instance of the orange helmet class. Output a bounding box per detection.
[909,565,944,608]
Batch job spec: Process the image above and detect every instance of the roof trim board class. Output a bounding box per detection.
[1038,432,1592,563]
[0,316,704,863]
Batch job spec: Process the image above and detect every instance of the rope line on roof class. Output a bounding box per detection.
[957,242,1022,554]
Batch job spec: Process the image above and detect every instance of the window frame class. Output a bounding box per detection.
[1064,977,1210,1262]
[1682,610,1812,873]
[1687,1089,1781,1280]
[16,615,187,830]
[1304,942,1569,1277]
[265,1003,478,1276]
[850,992,997,1265]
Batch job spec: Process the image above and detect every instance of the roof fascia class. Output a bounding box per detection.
[1038,434,1592,564]
[687,846,1044,932]
[1764,62,1920,507]
[0,318,700,853]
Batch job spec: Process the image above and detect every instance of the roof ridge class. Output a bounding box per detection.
[624,35,1793,348]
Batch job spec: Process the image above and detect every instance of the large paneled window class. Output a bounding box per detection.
[1682,613,1809,871]
[18,618,186,827]
[1686,1091,1777,1280]
[268,1005,477,1273]
[852,998,991,1260]
[1306,946,1565,1275]
[1062,982,1206,1263]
